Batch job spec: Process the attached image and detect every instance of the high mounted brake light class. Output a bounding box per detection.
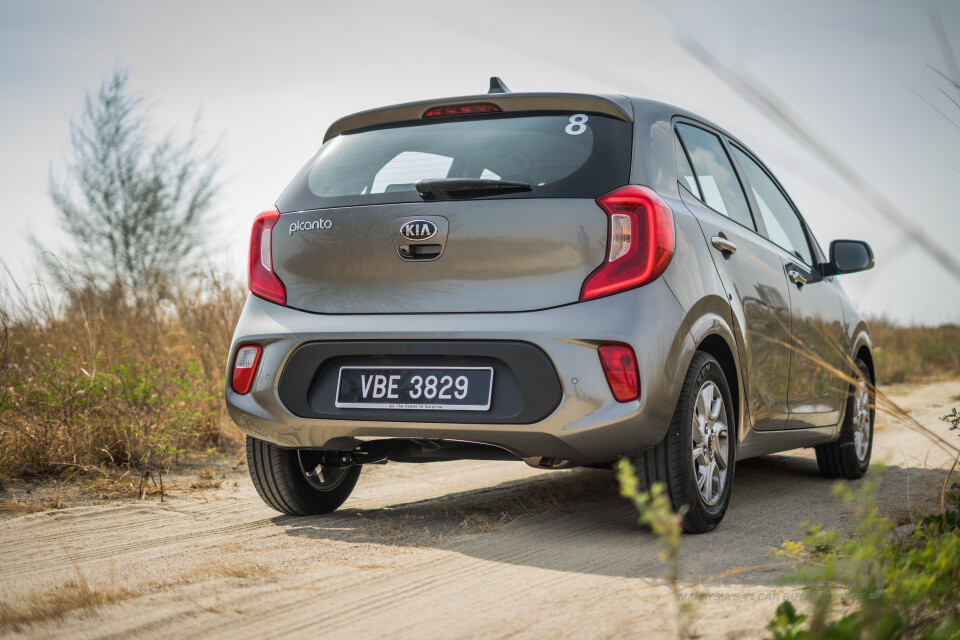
[248,207,286,305]
[422,103,502,118]
[581,185,675,301]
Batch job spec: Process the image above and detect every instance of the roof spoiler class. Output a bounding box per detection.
[323,92,633,142]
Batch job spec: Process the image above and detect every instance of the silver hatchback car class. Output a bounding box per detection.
[226,80,876,533]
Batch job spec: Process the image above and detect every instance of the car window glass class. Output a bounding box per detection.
[372,151,454,193]
[676,124,754,230]
[277,113,633,211]
[730,146,813,265]
[675,136,700,198]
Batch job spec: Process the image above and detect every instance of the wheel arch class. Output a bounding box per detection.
[679,299,743,442]
[851,325,874,384]
[695,332,741,439]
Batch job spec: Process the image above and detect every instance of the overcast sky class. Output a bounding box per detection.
[1,0,958,324]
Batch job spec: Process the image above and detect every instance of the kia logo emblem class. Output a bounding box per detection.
[400,219,438,241]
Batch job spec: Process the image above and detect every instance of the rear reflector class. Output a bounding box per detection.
[581,185,675,301]
[422,103,502,118]
[598,344,640,402]
[249,207,286,305]
[231,345,262,395]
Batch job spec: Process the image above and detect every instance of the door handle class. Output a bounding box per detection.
[787,269,807,286]
[711,236,737,255]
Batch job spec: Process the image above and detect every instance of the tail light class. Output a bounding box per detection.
[249,207,286,305]
[598,344,640,402]
[231,345,262,395]
[581,185,675,301]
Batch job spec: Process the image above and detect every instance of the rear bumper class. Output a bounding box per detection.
[224,279,691,463]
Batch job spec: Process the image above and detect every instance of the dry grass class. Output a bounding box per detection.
[869,319,960,384]
[186,559,275,581]
[0,498,58,516]
[0,270,245,480]
[0,558,273,630]
[0,569,136,630]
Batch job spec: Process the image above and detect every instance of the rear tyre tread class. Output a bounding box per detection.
[631,351,735,534]
[246,435,361,516]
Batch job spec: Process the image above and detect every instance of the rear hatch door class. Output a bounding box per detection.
[273,108,633,314]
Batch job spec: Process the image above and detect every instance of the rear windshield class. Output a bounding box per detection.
[276,112,632,212]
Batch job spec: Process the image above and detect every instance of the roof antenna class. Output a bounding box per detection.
[488,77,511,94]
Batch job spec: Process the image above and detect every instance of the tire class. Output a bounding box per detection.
[631,351,736,534]
[815,358,873,479]
[246,435,362,516]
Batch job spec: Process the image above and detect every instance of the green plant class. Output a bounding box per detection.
[766,601,808,640]
[616,458,692,638]
[767,476,960,639]
[941,408,960,432]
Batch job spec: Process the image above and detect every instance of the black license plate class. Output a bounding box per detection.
[335,366,494,411]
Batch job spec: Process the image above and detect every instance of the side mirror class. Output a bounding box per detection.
[824,240,874,276]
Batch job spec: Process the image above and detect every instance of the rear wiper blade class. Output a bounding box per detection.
[415,178,532,201]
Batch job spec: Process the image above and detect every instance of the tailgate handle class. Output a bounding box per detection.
[398,244,442,260]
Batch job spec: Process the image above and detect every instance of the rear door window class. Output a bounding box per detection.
[676,123,755,230]
[278,113,632,212]
[730,146,813,265]
[675,135,701,198]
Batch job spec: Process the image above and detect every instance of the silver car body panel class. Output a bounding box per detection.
[274,199,607,314]
[227,283,690,463]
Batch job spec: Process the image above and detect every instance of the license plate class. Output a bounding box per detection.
[335,366,494,411]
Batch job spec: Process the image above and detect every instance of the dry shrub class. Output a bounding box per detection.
[0,269,245,479]
[868,319,960,384]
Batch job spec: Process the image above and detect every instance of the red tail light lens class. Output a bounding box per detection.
[249,207,286,305]
[581,185,675,301]
[422,103,502,118]
[598,344,640,402]
[231,345,262,395]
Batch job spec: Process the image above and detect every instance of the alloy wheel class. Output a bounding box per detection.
[852,377,872,462]
[691,380,730,507]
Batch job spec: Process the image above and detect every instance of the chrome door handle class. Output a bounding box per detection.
[787,269,807,286]
[711,236,737,255]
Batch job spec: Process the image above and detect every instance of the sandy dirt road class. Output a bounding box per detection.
[1,380,957,639]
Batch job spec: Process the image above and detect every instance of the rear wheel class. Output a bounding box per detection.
[246,435,361,516]
[815,358,873,479]
[631,351,736,534]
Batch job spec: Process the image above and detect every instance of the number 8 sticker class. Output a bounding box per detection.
[565,114,589,135]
